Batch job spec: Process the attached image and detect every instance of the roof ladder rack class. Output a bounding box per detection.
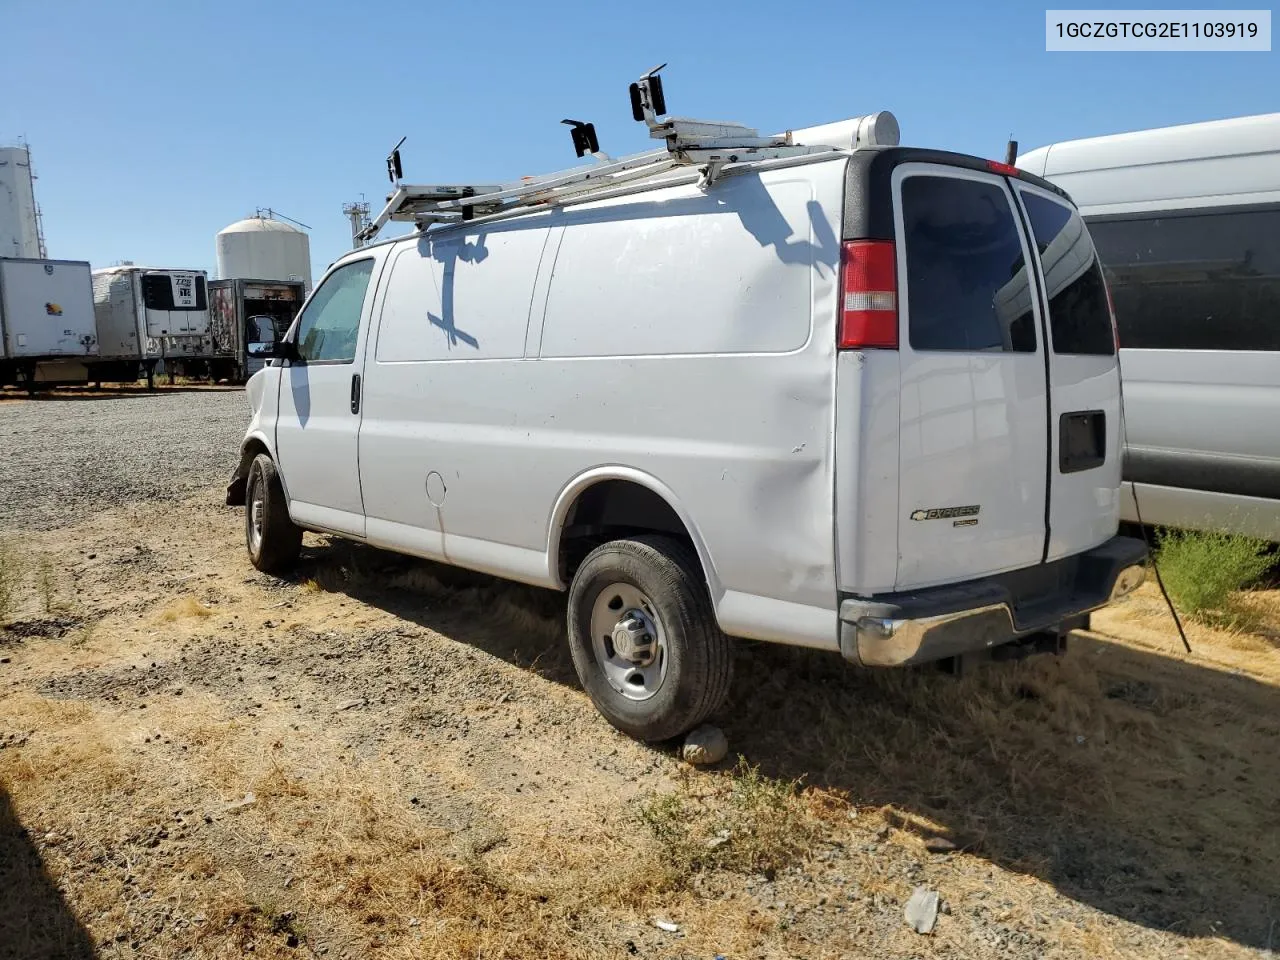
[355,65,840,245]
[629,64,833,185]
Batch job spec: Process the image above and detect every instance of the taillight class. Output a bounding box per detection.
[986,159,1020,176]
[839,240,898,349]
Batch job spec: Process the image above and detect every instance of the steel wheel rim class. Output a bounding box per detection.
[589,582,668,701]
[247,471,265,553]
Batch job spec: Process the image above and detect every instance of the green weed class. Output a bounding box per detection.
[1156,528,1275,627]
[37,557,58,614]
[640,759,818,878]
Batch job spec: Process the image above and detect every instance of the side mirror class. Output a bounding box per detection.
[247,340,299,362]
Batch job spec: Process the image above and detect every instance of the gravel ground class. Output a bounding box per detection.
[0,389,248,531]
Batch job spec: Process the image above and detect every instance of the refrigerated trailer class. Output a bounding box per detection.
[208,278,305,382]
[90,266,212,386]
[0,257,97,388]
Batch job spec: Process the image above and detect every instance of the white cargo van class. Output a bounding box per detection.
[1018,113,1280,540]
[228,87,1146,741]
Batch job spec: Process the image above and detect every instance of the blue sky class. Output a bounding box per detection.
[2,0,1275,281]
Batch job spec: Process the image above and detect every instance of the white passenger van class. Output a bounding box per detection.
[228,80,1146,741]
[1018,113,1280,540]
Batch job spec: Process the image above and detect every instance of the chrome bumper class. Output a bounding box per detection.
[839,536,1148,668]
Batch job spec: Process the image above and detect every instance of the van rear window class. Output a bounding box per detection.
[901,176,1036,353]
[1019,192,1115,356]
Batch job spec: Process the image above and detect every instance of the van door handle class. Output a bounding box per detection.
[350,373,361,415]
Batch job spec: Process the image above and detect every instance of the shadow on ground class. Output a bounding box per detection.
[298,537,1280,951]
[0,785,96,959]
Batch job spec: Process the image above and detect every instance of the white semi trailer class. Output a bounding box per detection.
[0,257,97,389]
[90,265,211,386]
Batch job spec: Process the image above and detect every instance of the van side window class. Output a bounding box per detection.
[1019,193,1115,356]
[1086,208,1280,351]
[294,259,375,363]
[901,176,1036,353]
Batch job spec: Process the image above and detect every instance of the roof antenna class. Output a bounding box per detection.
[1004,136,1018,166]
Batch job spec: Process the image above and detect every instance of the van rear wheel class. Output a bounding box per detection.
[566,535,732,743]
[245,453,302,574]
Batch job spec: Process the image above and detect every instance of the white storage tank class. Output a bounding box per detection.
[216,212,312,292]
[0,145,42,259]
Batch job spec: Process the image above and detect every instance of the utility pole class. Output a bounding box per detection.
[343,199,371,249]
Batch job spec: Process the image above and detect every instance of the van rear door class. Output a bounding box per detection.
[1012,184,1122,560]
[892,164,1050,590]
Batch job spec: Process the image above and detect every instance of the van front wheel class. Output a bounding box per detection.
[567,535,732,743]
[245,453,302,574]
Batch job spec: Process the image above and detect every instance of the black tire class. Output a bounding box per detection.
[567,535,733,742]
[245,453,302,574]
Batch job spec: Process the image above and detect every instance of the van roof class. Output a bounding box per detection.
[327,144,1074,271]
[1016,113,1280,215]
[842,145,1071,240]
[1017,112,1280,179]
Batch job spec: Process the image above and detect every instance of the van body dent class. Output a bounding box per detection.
[1019,112,1280,540]
[231,132,1146,740]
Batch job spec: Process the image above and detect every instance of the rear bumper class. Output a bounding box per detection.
[839,535,1148,667]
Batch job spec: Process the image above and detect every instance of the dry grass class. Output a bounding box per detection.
[4,500,1280,958]
[0,540,22,623]
[1095,581,1280,673]
[0,694,676,959]
[641,759,830,879]
[1,676,668,958]
[716,613,1280,946]
[157,596,215,622]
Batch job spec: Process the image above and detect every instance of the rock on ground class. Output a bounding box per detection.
[905,886,940,935]
[681,724,728,765]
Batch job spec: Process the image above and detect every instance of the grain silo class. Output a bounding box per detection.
[216,210,312,291]
[0,144,44,259]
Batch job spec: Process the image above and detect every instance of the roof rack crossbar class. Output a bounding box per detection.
[355,66,849,245]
